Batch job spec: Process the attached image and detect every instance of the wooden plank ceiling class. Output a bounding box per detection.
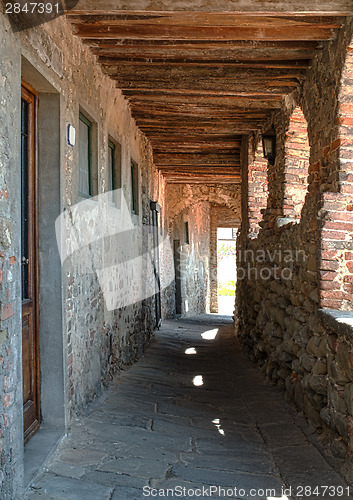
[66,4,351,184]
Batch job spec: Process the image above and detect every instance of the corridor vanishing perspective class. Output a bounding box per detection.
[27,316,352,500]
[1,1,353,499]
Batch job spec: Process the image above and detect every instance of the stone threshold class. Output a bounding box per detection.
[24,426,65,489]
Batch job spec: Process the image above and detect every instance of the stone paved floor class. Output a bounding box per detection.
[27,315,353,500]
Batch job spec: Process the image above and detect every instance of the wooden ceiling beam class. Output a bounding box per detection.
[138,127,258,134]
[131,109,270,120]
[71,23,338,41]
[65,6,351,187]
[124,94,283,109]
[116,78,299,93]
[121,88,284,98]
[103,65,307,78]
[67,13,346,26]
[160,167,240,171]
[135,119,264,128]
[67,4,353,14]
[98,57,311,69]
[84,39,322,50]
[161,172,241,178]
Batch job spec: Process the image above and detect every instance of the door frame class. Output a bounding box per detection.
[21,80,40,443]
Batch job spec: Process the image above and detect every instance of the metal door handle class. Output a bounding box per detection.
[21,257,29,265]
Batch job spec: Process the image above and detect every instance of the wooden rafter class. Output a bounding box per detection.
[66,7,351,184]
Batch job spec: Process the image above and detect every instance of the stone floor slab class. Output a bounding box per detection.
[27,316,353,500]
[27,473,113,499]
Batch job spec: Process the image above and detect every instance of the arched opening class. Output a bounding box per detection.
[319,36,353,310]
[248,137,268,237]
[283,107,310,219]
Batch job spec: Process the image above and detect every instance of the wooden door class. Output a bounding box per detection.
[173,240,182,315]
[21,82,40,443]
[150,201,162,329]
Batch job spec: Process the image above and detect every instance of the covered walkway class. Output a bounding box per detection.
[28,316,351,500]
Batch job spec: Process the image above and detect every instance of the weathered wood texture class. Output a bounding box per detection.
[67,9,350,182]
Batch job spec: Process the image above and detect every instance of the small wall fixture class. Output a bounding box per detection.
[67,124,76,147]
[261,134,276,165]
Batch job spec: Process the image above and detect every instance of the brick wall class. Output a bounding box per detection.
[318,37,353,310]
[283,107,310,218]
[248,136,268,236]
[237,19,353,463]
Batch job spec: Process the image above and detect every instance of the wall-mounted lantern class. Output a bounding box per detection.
[261,134,276,165]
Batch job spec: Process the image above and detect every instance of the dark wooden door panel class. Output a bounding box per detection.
[21,82,40,444]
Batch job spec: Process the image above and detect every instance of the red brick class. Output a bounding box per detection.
[320,290,347,300]
[323,201,347,211]
[321,250,338,260]
[319,271,338,280]
[319,260,339,271]
[1,303,14,321]
[320,281,341,290]
[330,211,353,221]
[347,262,353,273]
[341,185,353,195]
[340,117,353,126]
[321,230,346,240]
[321,298,343,308]
[322,221,353,231]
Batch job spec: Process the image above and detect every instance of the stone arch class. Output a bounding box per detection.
[283,107,310,218]
[167,184,241,232]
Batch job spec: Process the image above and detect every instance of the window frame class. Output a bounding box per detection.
[78,112,92,199]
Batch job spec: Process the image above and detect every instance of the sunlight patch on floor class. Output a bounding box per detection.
[212,418,225,436]
[201,329,218,340]
[193,375,204,386]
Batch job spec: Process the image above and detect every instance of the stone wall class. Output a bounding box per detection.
[237,18,353,461]
[171,201,211,316]
[0,7,171,497]
[0,9,24,499]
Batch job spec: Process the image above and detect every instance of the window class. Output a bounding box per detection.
[107,140,115,204]
[131,161,139,214]
[184,221,189,244]
[107,138,122,206]
[78,112,92,198]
